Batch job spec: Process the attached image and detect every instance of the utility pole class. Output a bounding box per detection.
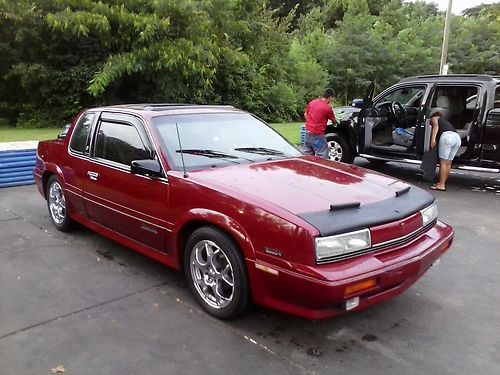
[439,0,453,75]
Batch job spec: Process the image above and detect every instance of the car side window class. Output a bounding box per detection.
[69,112,95,154]
[495,86,500,108]
[94,121,151,167]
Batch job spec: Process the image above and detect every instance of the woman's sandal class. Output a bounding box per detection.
[430,184,446,191]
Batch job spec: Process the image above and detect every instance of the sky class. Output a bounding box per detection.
[410,0,498,13]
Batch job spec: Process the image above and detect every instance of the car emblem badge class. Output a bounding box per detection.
[264,247,283,257]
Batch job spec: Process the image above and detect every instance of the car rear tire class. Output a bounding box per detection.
[46,175,72,232]
[325,133,354,163]
[184,226,251,319]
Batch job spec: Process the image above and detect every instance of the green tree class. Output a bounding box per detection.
[311,0,443,103]
[1,0,498,127]
[448,4,500,74]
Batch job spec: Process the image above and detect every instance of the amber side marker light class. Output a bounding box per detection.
[255,263,279,276]
[344,278,377,297]
[439,239,453,254]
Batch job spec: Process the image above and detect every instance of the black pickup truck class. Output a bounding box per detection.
[327,75,500,174]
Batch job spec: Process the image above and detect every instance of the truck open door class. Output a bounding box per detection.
[357,81,375,152]
[415,83,437,156]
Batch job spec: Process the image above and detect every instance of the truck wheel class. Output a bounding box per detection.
[46,175,72,231]
[325,133,354,163]
[184,226,251,319]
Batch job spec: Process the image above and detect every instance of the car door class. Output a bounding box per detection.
[356,82,375,151]
[358,82,430,155]
[479,85,500,162]
[481,108,500,162]
[64,111,97,217]
[83,112,170,252]
[415,83,436,156]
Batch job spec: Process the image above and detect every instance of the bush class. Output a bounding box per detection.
[16,106,62,129]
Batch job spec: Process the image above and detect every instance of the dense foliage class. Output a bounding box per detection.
[0,0,498,127]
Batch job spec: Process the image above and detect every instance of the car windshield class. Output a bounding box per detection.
[377,86,425,107]
[152,112,301,171]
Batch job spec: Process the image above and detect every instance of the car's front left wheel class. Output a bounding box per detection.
[184,226,251,319]
[325,133,354,163]
[46,175,72,231]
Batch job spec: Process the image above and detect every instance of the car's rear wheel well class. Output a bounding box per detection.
[42,171,55,199]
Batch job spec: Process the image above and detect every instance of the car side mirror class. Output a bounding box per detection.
[352,99,364,108]
[131,159,163,178]
[58,124,72,139]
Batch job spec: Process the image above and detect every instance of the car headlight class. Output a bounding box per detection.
[420,202,438,226]
[315,229,371,262]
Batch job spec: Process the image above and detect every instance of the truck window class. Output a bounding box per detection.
[430,86,478,130]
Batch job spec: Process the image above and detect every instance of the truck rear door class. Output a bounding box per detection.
[479,85,500,163]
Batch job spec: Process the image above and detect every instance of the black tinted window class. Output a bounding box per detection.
[94,121,150,166]
[70,113,94,154]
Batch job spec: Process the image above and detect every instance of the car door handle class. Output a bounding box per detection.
[87,171,99,181]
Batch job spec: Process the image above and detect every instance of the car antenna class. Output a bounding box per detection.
[175,123,189,178]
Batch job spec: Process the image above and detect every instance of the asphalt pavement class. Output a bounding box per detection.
[1,159,499,375]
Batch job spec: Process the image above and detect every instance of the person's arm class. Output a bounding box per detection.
[430,116,439,149]
[327,106,335,123]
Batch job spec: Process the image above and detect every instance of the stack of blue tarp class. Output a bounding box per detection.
[0,149,36,188]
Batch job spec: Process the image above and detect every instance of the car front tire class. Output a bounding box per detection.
[46,175,72,232]
[325,133,354,163]
[184,226,251,319]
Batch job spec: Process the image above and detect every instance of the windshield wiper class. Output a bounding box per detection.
[176,149,241,159]
[234,147,285,156]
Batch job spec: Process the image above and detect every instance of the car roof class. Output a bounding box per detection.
[398,74,500,84]
[89,104,243,117]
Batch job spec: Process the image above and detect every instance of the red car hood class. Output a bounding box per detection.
[188,157,411,215]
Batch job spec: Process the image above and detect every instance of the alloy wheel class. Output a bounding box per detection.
[189,239,235,309]
[328,140,343,162]
[48,181,67,225]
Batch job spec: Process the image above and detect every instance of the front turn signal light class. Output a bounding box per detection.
[344,278,377,297]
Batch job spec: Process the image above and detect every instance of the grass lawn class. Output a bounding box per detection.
[0,122,304,144]
[269,122,303,145]
[0,127,61,142]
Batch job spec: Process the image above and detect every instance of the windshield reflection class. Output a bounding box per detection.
[152,112,301,171]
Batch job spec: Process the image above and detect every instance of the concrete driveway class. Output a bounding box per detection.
[1,161,499,375]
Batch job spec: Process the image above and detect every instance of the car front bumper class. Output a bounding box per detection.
[248,220,454,320]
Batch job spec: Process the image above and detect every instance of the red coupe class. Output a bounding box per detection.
[34,104,454,319]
